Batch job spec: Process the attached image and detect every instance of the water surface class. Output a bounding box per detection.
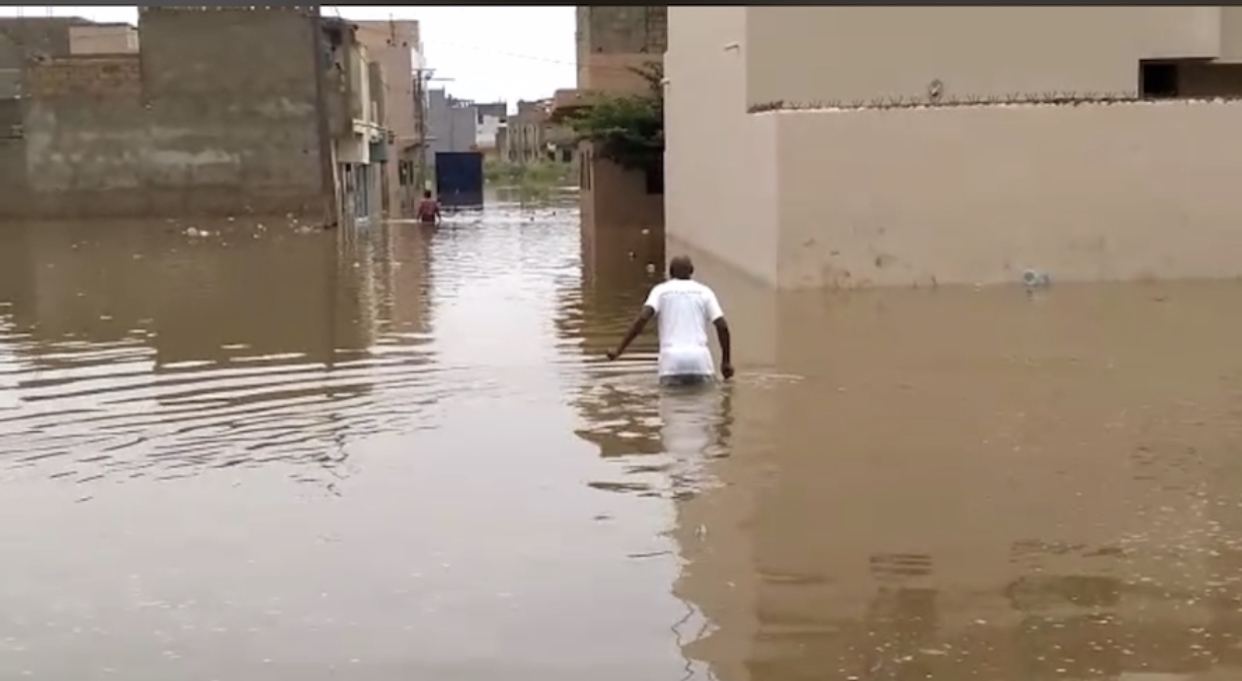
[3,208,1242,680]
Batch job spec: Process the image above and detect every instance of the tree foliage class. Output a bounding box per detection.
[564,62,663,173]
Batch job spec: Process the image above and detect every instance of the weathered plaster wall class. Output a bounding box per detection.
[0,97,24,194]
[0,8,328,220]
[671,99,1242,289]
[0,17,92,97]
[575,7,666,92]
[773,100,1242,288]
[18,55,147,217]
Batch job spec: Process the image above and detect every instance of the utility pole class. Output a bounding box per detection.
[413,67,453,193]
[413,67,430,193]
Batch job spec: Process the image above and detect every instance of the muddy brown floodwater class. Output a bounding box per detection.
[3,205,1242,680]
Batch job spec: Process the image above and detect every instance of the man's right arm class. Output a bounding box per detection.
[607,285,662,360]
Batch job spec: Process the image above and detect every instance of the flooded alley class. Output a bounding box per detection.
[4,205,1242,681]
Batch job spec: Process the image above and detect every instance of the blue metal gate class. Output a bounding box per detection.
[434,151,484,207]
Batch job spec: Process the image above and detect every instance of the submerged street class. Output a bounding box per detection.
[4,204,1242,680]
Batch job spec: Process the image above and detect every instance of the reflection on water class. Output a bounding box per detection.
[564,240,1242,680]
[0,209,686,680]
[6,208,1242,680]
[0,218,436,481]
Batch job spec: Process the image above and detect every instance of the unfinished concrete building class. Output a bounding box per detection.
[0,8,335,221]
[0,8,402,224]
[503,99,573,165]
[552,7,666,282]
[575,6,666,96]
[666,7,1242,289]
[425,89,477,162]
[322,17,389,224]
[474,101,507,157]
[353,19,420,219]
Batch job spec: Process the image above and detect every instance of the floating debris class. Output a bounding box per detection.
[1022,269,1051,288]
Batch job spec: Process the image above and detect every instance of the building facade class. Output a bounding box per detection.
[0,9,403,224]
[666,7,1242,289]
[575,6,667,97]
[474,101,507,156]
[425,89,477,163]
[553,7,666,235]
[0,8,335,221]
[322,18,387,225]
[503,99,574,164]
[353,19,420,218]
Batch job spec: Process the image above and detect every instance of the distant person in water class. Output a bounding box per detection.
[416,189,441,225]
[606,255,733,386]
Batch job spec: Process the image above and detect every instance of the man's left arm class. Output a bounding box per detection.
[706,291,733,379]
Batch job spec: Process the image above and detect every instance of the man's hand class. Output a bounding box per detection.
[606,350,620,361]
[721,362,734,380]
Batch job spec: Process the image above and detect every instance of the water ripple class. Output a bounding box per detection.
[0,204,598,486]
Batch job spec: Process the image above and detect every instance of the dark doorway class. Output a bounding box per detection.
[1140,61,1179,99]
[644,157,664,195]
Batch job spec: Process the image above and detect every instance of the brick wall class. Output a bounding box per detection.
[581,7,667,55]
[24,55,141,99]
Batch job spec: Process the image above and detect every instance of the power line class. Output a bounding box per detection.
[435,40,578,69]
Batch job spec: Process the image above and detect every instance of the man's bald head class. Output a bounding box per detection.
[668,255,694,280]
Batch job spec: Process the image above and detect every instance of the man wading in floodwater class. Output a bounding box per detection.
[606,255,734,386]
[416,189,441,225]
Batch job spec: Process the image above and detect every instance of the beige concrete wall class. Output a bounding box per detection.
[354,21,417,217]
[667,7,1242,289]
[665,7,778,281]
[744,7,1225,106]
[353,22,416,134]
[1221,7,1242,62]
[579,141,663,231]
[771,101,1242,289]
[68,24,138,55]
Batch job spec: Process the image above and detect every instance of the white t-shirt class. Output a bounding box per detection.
[643,278,725,377]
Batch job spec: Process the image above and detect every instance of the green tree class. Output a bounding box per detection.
[564,62,663,175]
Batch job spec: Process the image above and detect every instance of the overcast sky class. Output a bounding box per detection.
[0,6,576,107]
